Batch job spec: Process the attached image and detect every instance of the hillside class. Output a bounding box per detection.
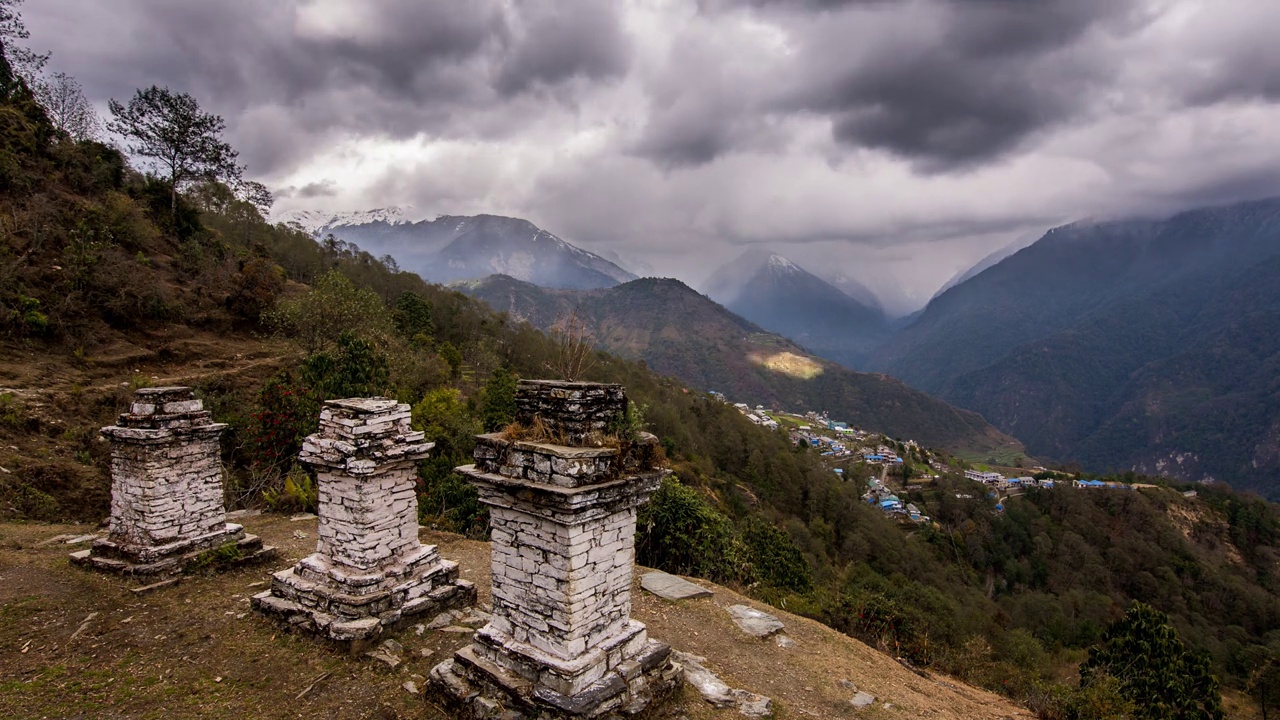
[0,516,1031,720]
[868,198,1280,496]
[287,211,636,290]
[3,47,1279,718]
[702,249,890,369]
[460,273,1018,455]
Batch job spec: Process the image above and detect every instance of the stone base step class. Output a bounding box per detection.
[69,534,278,580]
[430,638,681,719]
[251,574,477,651]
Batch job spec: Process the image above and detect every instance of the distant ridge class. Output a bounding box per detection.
[868,196,1280,497]
[461,273,1021,455]
[701,248,890,369]
[283,210,636,290]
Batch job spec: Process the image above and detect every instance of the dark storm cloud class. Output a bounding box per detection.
[648,0,1148,170]
[23,0,1280,314]
[26,0,632,176]
[492,0,631,95]
[276,179,339,200]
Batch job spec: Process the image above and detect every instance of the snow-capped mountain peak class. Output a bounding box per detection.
[766,253,801,273]
[275,210,637,290]
[278,206,419,236]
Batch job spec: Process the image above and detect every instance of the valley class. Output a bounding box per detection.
[4,21,1280,719]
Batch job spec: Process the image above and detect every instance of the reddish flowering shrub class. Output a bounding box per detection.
[243,374,319,474]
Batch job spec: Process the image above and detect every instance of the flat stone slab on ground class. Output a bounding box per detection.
[673,651,774,718]
[641,571,714,601]
[727,604,785,638]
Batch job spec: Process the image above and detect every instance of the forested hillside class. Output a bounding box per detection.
[2,41,1279,719]
[460,273,1016,456]
[868,199,1280,497]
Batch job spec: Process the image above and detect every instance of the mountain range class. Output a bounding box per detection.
[289,197,1280,497]
[869,197,1280,496]
[701,249,891,369]
[283,209,635,290]
[460,273,1020,456]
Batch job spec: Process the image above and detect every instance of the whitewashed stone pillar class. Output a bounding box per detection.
[71,386,268,576]
[252,397,476,646]
[431,380,679,719]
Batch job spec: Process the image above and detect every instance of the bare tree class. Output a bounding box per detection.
[34,71,100,141]
[545,308,597,382]
[238,180,273,216]
[0,0,47,83]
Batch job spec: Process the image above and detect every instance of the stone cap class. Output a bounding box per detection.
[514,380,627,446]
[458,464,666,521]
[299,397,433,475]
[104,386,222,434]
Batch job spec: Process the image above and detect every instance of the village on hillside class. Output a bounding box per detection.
[707,391,1176,526]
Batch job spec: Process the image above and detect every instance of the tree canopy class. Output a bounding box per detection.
[1081,602,1224,720]
[107,85,241,218]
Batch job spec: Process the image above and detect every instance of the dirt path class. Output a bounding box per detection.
[0,515,1031,720]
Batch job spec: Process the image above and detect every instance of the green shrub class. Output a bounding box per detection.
[417,459,487,538]
[480,367,517,432]
[243,373,320,475]
[1081,602,1224,720]
[7,483,60,520]
[741,516,811,593]
[301,331,391,400]
[262,466,318,514]
[637,475,745,583]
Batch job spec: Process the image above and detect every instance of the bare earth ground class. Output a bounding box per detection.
[0,514,1032,720]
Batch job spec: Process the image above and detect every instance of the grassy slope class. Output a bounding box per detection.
[0,515,1031,720]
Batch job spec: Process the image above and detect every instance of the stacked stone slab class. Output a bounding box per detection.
[70,387,271,576]
[511,379,628,445]
[431,380,680,719]
[252,398,475,646]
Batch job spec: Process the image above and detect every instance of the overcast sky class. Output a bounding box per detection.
[25,0,1280,315]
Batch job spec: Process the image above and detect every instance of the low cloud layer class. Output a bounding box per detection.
[26,0,1280,315]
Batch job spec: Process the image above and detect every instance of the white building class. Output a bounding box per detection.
[965,470,1005,484]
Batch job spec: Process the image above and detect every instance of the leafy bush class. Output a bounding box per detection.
[5,483,60,520]
[1081,602,1224,720]
[301,331,391,400]
[741,516,812,593]
[417,461,487,537]
[637,475,745,583]
[266,269,393,352]
[480,367,517,432]
[262,467,318,514]
[242,373,319,475]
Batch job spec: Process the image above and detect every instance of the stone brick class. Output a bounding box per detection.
[252,397,474,646]
[430,381,679,718]
[71,387,272,576]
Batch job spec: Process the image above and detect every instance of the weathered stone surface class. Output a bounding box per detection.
[73,388,276,577]
[430,380,678,718]
[253,397,473,646]
[726,605,785,639]
[672,651,774,718]
[640,571,713,601]
[850,691,876,708]
[513,380,627,445]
